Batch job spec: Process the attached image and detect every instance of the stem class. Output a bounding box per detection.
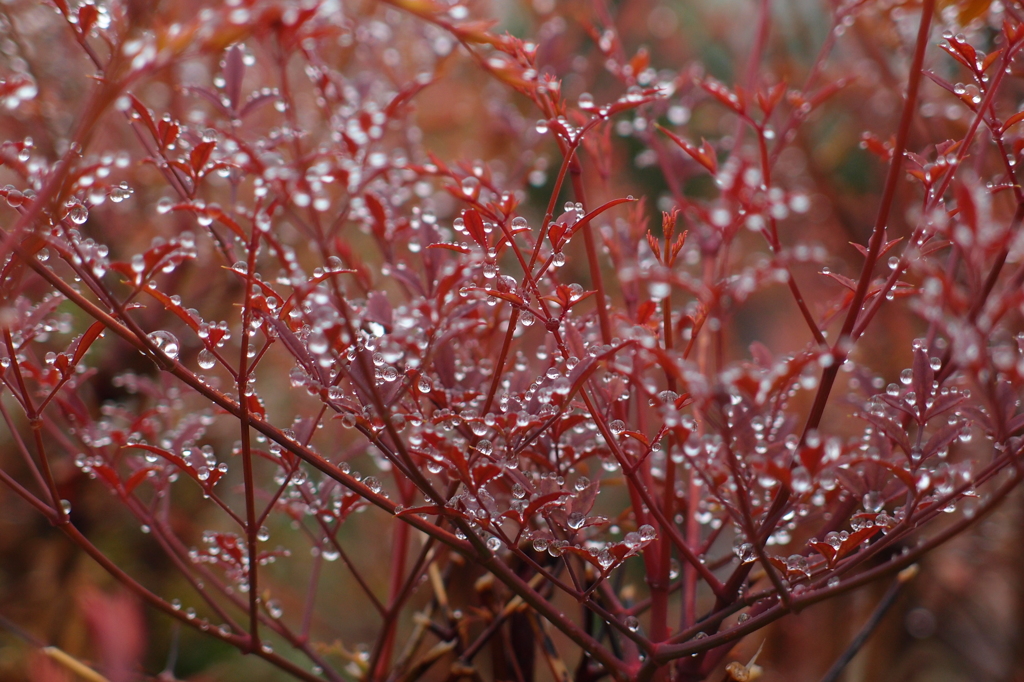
[818,577,907,682]
[571,157,612,345]
[238,230,261,650]
[803,0,935,436]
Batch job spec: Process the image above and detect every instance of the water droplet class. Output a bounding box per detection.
[862,491,884,513]
[147,330,180,360]
[197,348,216,369]
[625,615,640,632]
[69,203,88,224]
[109,183,132,203]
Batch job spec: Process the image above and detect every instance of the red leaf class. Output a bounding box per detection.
[955,183,977,234]
[462,208,488,249]
[77,4,98,34]
[141,285,201,332]
[471,463,502,489]
[365,192,388,237]
[426,242,471,254]
[190,141,216,175]
[72,321,106,365]
[839,525,882,556]
[483,289,525,306]
[129,96,158,140]
[756,82,787,117]
[397,505,445,517]
[123,467,154,496]
[622,430,649,446]
[809,541,839,567]
[524,492,570,521]
[656,124,717,174]
[224,44,246,111]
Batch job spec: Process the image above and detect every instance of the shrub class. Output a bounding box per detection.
[1,0,1023,680]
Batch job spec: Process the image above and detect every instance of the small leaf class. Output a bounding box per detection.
[72,321,106,365]
[224,44,246,111]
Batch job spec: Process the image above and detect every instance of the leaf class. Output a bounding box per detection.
[799,442,825,475]
[124,444,208,489]
[571,479,600,517]
[471,463,502,489]
[699,78,745,115]
[954,182,977,234]
[365,192,388,237]
[425,242,471,254]
[810,525,883,568]
[182,85,232,117]
[224,44,246,111]
[190,141,216,175]
[128,95,158,140]
[78,3,98,34]
[483,289,525,306]
[756,81,787,117]
[157,117,180,151]
[72,321,106,365]
[123,467,155,496]
[622,430,649,446]
[923,420,965,457]
[824,271,858,292]
[462,207,488,249]
[140,285,201,332]
[240,90,281,118]
[872,460,916,489]
[655,124,717,174]
[849,237,901,260]
[245,393,266,420]
[859,412,912,455]
[808,541,839,567]
[397,504,449,518]
[840,525,882,557]
[366,291,394,331]
[261,313,324,383]
[524,492,571,521]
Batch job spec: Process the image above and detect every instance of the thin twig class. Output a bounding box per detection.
[818,568,914,682]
